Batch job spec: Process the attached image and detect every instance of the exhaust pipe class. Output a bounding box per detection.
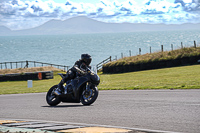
[54,89,61,96]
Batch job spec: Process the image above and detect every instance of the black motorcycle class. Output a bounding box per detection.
[46,66,100,106]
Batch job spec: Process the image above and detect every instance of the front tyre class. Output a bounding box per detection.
[46,85,61,106]
[80,86,98,106]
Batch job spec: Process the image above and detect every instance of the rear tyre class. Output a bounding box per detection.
[80,86,98,106]
[46,85,61,106]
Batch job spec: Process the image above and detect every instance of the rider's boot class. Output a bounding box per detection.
[54,74,70,95]
[54,80,64,96]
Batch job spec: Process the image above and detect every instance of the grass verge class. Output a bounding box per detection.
[0,64,200,94]
[99,64,200,90]
[0,71,62,94]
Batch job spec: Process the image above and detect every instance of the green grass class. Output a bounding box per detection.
[99,64,200,90]
[0,72,62,94]
[0,65,200,94]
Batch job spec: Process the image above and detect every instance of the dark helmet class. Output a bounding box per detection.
[81,54,92,66]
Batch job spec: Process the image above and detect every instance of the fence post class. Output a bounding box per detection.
[194,40,196,48]
[139,48,141,55]
[150,46,151,54]
[10,62,12,69]
[25,60,29,68]
[171,44,173,51]
[161,45,163,52]
[16,62,17,68]
[129,50,131,56]
[121,53,123,58]
[181,42,183,49]
[5,63,7,69]
[109,56,111,61]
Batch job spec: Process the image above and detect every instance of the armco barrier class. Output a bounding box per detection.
[103,55,200,73]
[0,71,53,81]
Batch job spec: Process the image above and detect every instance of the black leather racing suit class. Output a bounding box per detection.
[58,59,91,92]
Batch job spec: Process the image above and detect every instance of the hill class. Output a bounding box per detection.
[0,26,12,35]
[103,46,200,73]
[1,16,200,36]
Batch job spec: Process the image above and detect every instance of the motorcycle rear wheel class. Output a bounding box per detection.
[80,86,98,106]
[46,85,61,106]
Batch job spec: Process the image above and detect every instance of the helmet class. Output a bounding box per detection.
[81,54,92,66]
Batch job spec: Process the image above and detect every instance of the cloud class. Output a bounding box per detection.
[175,0,200,11]
[0,0,200,30]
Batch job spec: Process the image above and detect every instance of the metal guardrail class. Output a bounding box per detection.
[0,60,70,71]
[96,56,112,71]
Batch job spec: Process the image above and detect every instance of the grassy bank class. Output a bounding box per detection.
[0,64,199,94]
[104,46,200,67]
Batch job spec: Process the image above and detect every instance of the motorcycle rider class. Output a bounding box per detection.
[55,54,92,95]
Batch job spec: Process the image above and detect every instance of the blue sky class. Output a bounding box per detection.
[0,0,199,30]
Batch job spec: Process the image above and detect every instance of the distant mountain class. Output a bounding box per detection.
[1,16,200,36]
[0,26,12,35]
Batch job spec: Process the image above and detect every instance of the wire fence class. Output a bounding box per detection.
[113,40,199,61]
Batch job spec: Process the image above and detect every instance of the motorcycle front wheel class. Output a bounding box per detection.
[80,86,98,106]
[46,85,61,106]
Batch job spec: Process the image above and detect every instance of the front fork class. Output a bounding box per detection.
[86,82,90,91]
[85,82,94,96]
[83,82,94,99]
[86,82,90,92]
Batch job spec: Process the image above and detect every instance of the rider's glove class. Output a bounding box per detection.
[74,66,86,75]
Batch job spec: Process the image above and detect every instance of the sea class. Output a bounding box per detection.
[0,30,200,68]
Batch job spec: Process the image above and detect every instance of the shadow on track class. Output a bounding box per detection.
[41,104,93,108]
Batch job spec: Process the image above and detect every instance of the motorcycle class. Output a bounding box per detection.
[46,66,100,106]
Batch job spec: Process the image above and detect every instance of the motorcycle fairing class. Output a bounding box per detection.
[60,76,89,103]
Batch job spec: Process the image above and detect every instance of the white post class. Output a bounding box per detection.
[27,80,33,88]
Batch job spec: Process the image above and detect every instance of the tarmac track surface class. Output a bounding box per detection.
[0,90,200,133]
